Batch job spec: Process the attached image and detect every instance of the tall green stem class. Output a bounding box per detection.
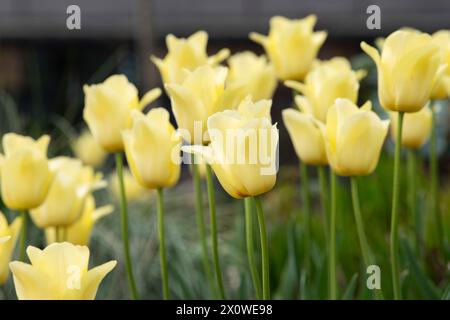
[192,156,216,297]
[254,197,270,300]
[329,171,337,300]
[391,112,404,300]
[157,188,170,300]
[407,150,419,253]
[19,211,27,261]
[300,162,311,277]
[318,166,329,240]
[115,152,139,300]
[205,164,226,299]
[245,197,262,299]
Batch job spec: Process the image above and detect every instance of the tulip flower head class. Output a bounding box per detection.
[321,99,389,177]
[0,133,52,210]
[72,129,107,168]
[389,105,432,149]
[285,57,366,123]
[83,75,161,152]
[0,212,22,284]
[183,98,278,199]
[250,15,327,81]
[46,195,113,246]
[151,31,230,84]
[122,108,182,190]
[430,30,450,99]
[30,157,106,228]
[361,30,445,112]
[9,242,116,300]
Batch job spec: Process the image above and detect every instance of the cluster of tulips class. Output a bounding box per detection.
[0,14,449,300]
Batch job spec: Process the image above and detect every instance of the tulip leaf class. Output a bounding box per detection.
[342,273,359,300]
[441,283,450,300]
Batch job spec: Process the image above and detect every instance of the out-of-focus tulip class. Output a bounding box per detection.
[321,99,389,177]
[431,30,450,99]
[83,75,161,152]
[250,15,327,81]
[389,105,432,149]
[226,51,277,103]
[0,212,22,284]
[165,65,228,144]
[282,108,327,165]
[9,242,116,300]
[151,31,230,84]
[110,168,150,202]
[122,108,181,189]
[285,57,366,123]
[0,134,52,210]
[361,30,445,112]
[30,157,106,228]
[183,99,278,199]
[46,195,113,246]
[72,129,107,168]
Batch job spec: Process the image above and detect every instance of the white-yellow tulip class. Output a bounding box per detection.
[431,30,450,99]
[0,212,22,284]
[72,129,107,168]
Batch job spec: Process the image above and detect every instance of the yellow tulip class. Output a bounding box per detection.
[321,99,389,176]
[110,167,151,202]
[285,57,366,122]
[182,98,278,199]
[226,51,277,102]
[30,157,106,228]
[361,30,445,112]
[0,212,22,284]
[122,108,181,189]
[250,15,327,81]
[430,30,450,99]
[72,129,107,168]
[46,195,113,246]
[151,31,230,84]
[9,242,116,300]
[389,105,432,149]
[83,74,161,152]
[0,134,52,210]
[282,108,327,166]
[165,65,228,144]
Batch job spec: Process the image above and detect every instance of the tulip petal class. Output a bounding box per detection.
[82,261,117,300]
[139,88,162,110]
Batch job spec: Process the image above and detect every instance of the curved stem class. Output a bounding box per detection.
[300,162,311,276]
[390,112,404,300]
[115,152,139,300]
[245,197,262,299]
[157,188,170,300]
[407,150,419,253]
[254,197,270,300]
[318,166,329,241]
[192,156,216,297]
[329,171,337,300]
[205,164,226,299]
[19,211,27,261]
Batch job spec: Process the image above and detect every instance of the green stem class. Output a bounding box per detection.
[318,166,329,241]
[157,188,170,300]
[254,197,270,300]
[19,211,27,261]
[329,171,337,300]
[115,152,139,300]
[245,197,262,299]
[192,156,216,297]
[300,162,311,277]
[390,112,404,300]
[205,164,226,299]
[407,150,419,253]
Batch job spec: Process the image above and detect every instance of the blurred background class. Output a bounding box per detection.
[0,0,449,300]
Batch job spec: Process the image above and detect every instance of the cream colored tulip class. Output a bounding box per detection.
[250,15,327,81]
[321,99,389,177]
[151,31,230,84]
[0,134,52,210]
[389,105,432,149]
[122,108,181,189]
[431,30,450,99]
[282,108,327,165]
[110,168,151,202]
[83,74,161,152]
[0,212,22,284]
[30,157,106,228]
[361,30,445,112]
[285,57,366,122]
[9,242,116,300]
[72,129,107,168]
[182,99,278,199]
[46,196,113,246]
